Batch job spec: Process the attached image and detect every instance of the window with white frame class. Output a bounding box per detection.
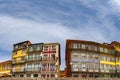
[34,63,39,71]
[29,46,33,52]
[104,48,108,53]
[28,54,33,60]
[100,47,103,52]
[35,53,40,60]
[100,64,104,70]
[14,45,18,49]
[27,63,32,71]
[22,49,26,53]
[44,46,48,51]
[81,44,85,49]
[72,43,77,48]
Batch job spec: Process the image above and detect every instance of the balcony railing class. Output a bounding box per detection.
[42,57,57,61]
[12,68,25,72]
[25,67,40,72]
[71,58,99,63]
[12,60,25,64]
[26,57,42,61]
[116,69,120,72]
[100,69,116,73]
[41,67,57,72]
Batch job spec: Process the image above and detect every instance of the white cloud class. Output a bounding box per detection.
[0,15,75,69]
[109,0,120,7]
[0,0,120,69]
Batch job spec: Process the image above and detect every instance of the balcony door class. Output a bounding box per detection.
[27,63,32,71]
[34,63,39,71]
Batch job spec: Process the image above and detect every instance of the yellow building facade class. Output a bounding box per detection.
[12,41,31,77]
[0,60,12,77]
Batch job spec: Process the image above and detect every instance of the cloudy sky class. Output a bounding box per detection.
[0,0,120,69]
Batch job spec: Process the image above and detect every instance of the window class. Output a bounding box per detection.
[88,54,93,59]
[13,51,17,55]
[27,63,32,71]
[116,57,119,62]
[34,63,39,71]
[81,44,85,49]
[100,56,104,60]
[33,45,42,51]
[100,64,104,70]
[12,59,16,63]
[51,54,55,60]
[110,57,115,62]
[91,46,95,50]
[106,57,110,62]
[100,47,103,52]
[106,64,109,72]
[51,74,55,77]
[20,65,24,71]
[72,43,79,48]
[26,74,31,77]
[14,45,18,49]
[77,43,81,48]
[95,64,99,70]
[41,74,46,78]
[43,54,48,60]
[72,43,77,48]
[94,46,98,51]
[72,64,78,71]
[89,64,93,70]
[2,65,5,70]
[81,53,86,61]
[18,44,23,49]
[91,45,98,51]
[44,46,48,51]
[7,64,11,69]
[35,54,40,60]
[105,56,108,61]
[85,45,89,50]
[104,48,108,53]
[34,74,38,77]
[82,63,86,71]
[28,54,33,60]
[73,74,78,77]
[73,55,79,58]
[52,45,56,50]
[22,49,26,53]
[21,57,25,61]
[94,55,99,60]
[47,74,49,77]
[50,64,55,71]
[42,64,47,71]
[20,75,24,77]
[29,46,33,52]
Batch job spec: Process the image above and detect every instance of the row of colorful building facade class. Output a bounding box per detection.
[0,39,120,78]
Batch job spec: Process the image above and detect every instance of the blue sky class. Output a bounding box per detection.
[0,0,120,70]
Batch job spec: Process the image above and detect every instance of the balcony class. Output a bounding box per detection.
[41,67,57,73]
[116,69,120,73]
[26,57,42,61]
[110,69,116,73]
[71,58,99,63]
[25,67,40,72]
[12,60,25,64]
[41,57,57,63]
[12,68,25,72]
